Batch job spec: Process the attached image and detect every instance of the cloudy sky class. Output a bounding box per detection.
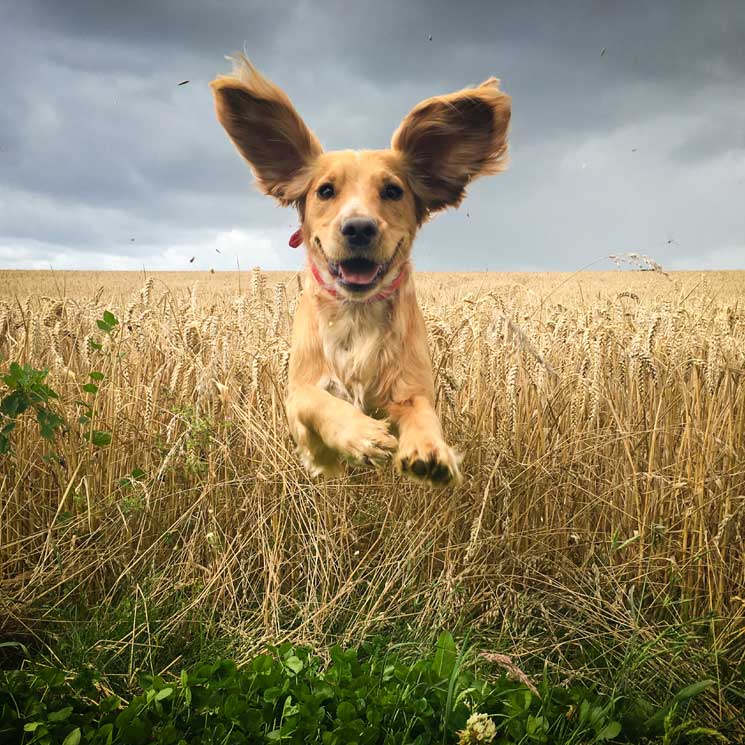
[1,0,744,272]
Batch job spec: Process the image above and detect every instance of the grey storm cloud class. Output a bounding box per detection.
[0,0,744,272]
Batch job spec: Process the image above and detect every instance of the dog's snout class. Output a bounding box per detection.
[341,217,378,249]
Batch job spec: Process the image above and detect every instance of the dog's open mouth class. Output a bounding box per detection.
[328,257,387,290]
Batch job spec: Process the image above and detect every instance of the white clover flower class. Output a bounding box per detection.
[457,712,497,744]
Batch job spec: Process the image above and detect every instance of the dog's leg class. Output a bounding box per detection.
[386,293,461,486]
[287,384,397,476]
[389,395,461,485]
[286,292,397,476]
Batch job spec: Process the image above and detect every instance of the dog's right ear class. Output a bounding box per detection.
[210,55,323,205]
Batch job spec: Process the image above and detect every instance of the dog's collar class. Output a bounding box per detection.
[290,228,407,303]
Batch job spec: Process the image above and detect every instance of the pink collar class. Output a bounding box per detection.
[290,228,407,303]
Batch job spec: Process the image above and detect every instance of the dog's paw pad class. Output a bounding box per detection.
[397,443,461,486]
[430,460,452,484]
[407,458,427,478]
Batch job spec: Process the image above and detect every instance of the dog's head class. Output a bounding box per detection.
[211,56,511,301]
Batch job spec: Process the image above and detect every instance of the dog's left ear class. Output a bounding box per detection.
[391,79,511,219]
[210,55,323,205]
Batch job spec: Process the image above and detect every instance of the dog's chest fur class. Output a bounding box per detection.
[316,301,394,411]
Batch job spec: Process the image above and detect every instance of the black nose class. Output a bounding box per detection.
[341,217,378,249]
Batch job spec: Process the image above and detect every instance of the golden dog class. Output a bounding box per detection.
[211,56,510,485]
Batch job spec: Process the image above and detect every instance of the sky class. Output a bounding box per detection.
[1,0,744,273]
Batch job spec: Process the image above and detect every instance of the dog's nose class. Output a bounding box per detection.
[341,217,378,249]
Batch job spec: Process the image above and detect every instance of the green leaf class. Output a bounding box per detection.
[96,320,112,333]
[1,391,27,417]
[37,667,65,687]
[63,728,82,745]
[24,722,42,732]
[431,631,457,679]
[597,720,622,741]
[158,723,181,744]
[155,687,173,701]
[675,680,714,701]
[263,686,283,703]
[82,383,99,394]
[48,706,73,722]
[103,310,119,326]
[121,716,147,744]
[252,653,274,675]
[89,371,105,381]
[223,693,247,720]
[100,695,121,713]
[336,701,355,722]
[285,655,304,674]
[85,430,112,447]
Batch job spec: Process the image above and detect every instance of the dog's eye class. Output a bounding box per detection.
[382,183,404,201]
[317,183,335,200]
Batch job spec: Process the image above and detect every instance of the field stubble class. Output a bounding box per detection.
[0,268,744,728]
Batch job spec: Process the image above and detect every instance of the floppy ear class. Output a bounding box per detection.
[391,78,511,219]
[210,55,323,205]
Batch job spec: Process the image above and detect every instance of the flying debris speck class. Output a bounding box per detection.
[631,148,637,152]
[600,47,606,57]
[428,35,433,41]
[189,256,195,263]
[178,80,190,86]
[215,248,221,253]
[130,238,135,242]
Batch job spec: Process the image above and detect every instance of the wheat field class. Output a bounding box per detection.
[1,268,744,725]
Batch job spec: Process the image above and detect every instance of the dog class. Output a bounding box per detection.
[211,56,510,485]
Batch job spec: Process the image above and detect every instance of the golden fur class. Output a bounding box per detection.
[211,55,511,484]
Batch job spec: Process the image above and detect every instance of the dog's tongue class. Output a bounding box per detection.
[339,259,379,285]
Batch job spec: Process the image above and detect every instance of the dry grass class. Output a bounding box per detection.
[1,268,744,724]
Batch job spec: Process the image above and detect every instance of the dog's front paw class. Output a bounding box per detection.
[335,413,398,465]
[396,438,462,485]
